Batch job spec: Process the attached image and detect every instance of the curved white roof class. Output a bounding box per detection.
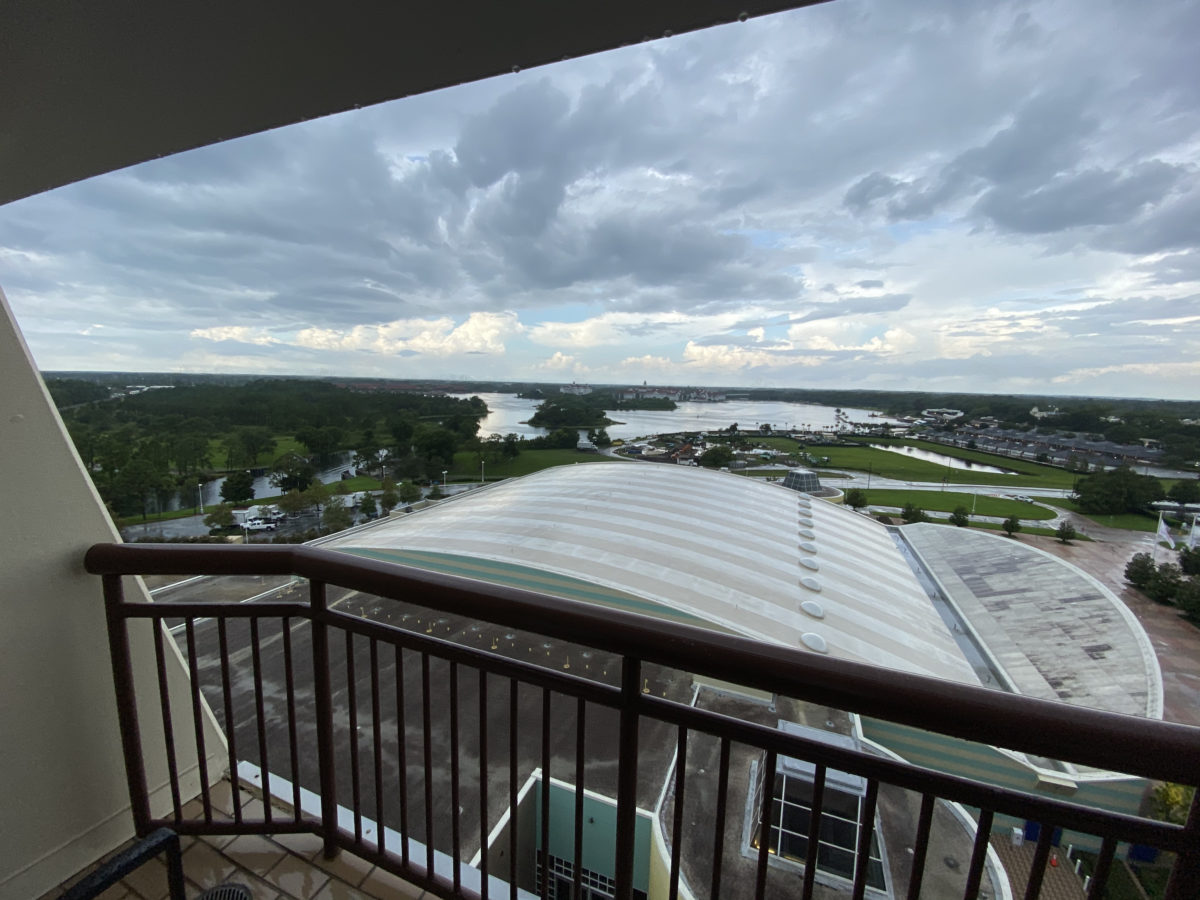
[328,464,979,685]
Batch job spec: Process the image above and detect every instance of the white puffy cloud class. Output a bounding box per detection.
[293,312,521,356]
[190,326,281,346]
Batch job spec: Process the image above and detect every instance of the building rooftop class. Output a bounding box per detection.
[900,523,1162,720]
[325,465,978,686]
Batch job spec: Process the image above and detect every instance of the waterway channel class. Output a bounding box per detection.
[869,443,1015,475]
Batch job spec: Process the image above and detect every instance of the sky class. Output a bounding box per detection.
[2,0,1199,400]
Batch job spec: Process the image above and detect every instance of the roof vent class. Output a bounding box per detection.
[799,541,818,554]
[800,599,825,618]
[800,632,829,653]
[799,557,820,572]
[798,517,815,528]
[800,576,822,592]
[798,528,816,540]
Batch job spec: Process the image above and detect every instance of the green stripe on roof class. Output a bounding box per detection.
[337,546,719,630]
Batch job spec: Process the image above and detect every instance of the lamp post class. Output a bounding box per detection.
[442,470,448,491]
[481,459,485,485]
[197,483,204,515]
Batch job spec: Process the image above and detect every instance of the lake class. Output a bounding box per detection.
[455,392,901,441]
[868,444,1015,474]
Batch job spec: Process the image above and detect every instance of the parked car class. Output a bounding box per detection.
[244,518,276,531]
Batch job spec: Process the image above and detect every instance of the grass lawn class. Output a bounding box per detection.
[206,434,308,469]
[860,489,1057,520]
[449,448,620,479]
[1040,496,1160,532]
[810,441,1078,489]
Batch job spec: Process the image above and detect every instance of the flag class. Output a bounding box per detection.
[1157,513,1176,549]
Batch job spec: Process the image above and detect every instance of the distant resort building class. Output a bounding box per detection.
[614,386,726,402]
[559,382,593,395]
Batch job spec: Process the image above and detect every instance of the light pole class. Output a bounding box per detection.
[197,483,204,515]
[481,459,485,485]
[442,470,448,491]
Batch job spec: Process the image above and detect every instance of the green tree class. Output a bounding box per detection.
[698,445,735,468]
[1002,515,1022,537]
[295,425,346,465]
[1167,478,1200,506]
[379,479,399,515]
[901,503,929,524]
[1073,465,1165,514]
[845,489,869,511]
[1151,782,1197,825]
[1175,578,1200,622]
[1055,521,1077,544]
[388,413,418,454]
[948,506,970,528]
[413,424,460,466]
[204,503,235,532]
[503,433,522,459]
[427,484,444,500]
[322,501,353,533]
[276,489,308,519]
[359,492,378,519]
[399,482,421,504]
[270,451,316,493]
[236,426,276,466]
[220,470,255,505]
[303,481,331,523]
[1125,553,1157,589]
[1147,563,1183,604]
[1179,545,1200,577]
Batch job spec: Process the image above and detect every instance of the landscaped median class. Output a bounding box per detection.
[855,488,1057,520]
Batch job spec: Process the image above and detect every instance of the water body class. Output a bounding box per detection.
[168,453,356,512]
[456,392,901,441]
[869,444,1014,474]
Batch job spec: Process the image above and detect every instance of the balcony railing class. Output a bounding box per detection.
[86,542,1200,900]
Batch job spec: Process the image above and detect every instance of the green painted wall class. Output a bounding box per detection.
[534,781,652,892]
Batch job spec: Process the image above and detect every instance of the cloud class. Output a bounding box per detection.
[1,0,1197,399]
[191,326,281,346]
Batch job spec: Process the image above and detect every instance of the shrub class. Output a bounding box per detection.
[1055,521,1077,543]
[1002,515,1022,537]
[901,503,929,524]
[948,506,970,528]
[1125,553,1157,589]
[1146,564,1183,605]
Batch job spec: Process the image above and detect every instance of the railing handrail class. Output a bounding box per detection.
[86,541,1200,785]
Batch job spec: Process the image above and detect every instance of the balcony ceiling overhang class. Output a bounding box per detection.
[0,0,829,206]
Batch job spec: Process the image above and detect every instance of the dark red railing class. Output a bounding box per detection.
[87,542,1200,900]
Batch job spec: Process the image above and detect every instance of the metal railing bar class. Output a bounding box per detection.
[905,793,935,900]
[635,693,1187,850]
[310,580,338,859]
[183,619,212,825]
[249,619,272,828]
[1023,824,1054,900]
[802,764,826,900]
[668,725,687,900]
[754,750,777,900]
[961,807,994,900]
[422,651,435,882]
[614,657,641,900]
[154,818,318,837]
[371,637,386,856]
[216,619,242,827]
[395,644,410,868]
[83,542,1200,784]
[850,779,879,900]
[1086,836,1116,900]
[316,607,622,709]
[347,630,363,844]
[540,688,551,900]
[102,574,151,835]
[509,678,518,900]
[151,621,184,823]
[450,662,462,895]
[710,736,731,900]
[116,601,307,619]
[573,696,586,900]
[479,669,489,900]
[281,617,302,822]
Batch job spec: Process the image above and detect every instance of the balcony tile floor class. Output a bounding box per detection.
[39,780,428,900]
